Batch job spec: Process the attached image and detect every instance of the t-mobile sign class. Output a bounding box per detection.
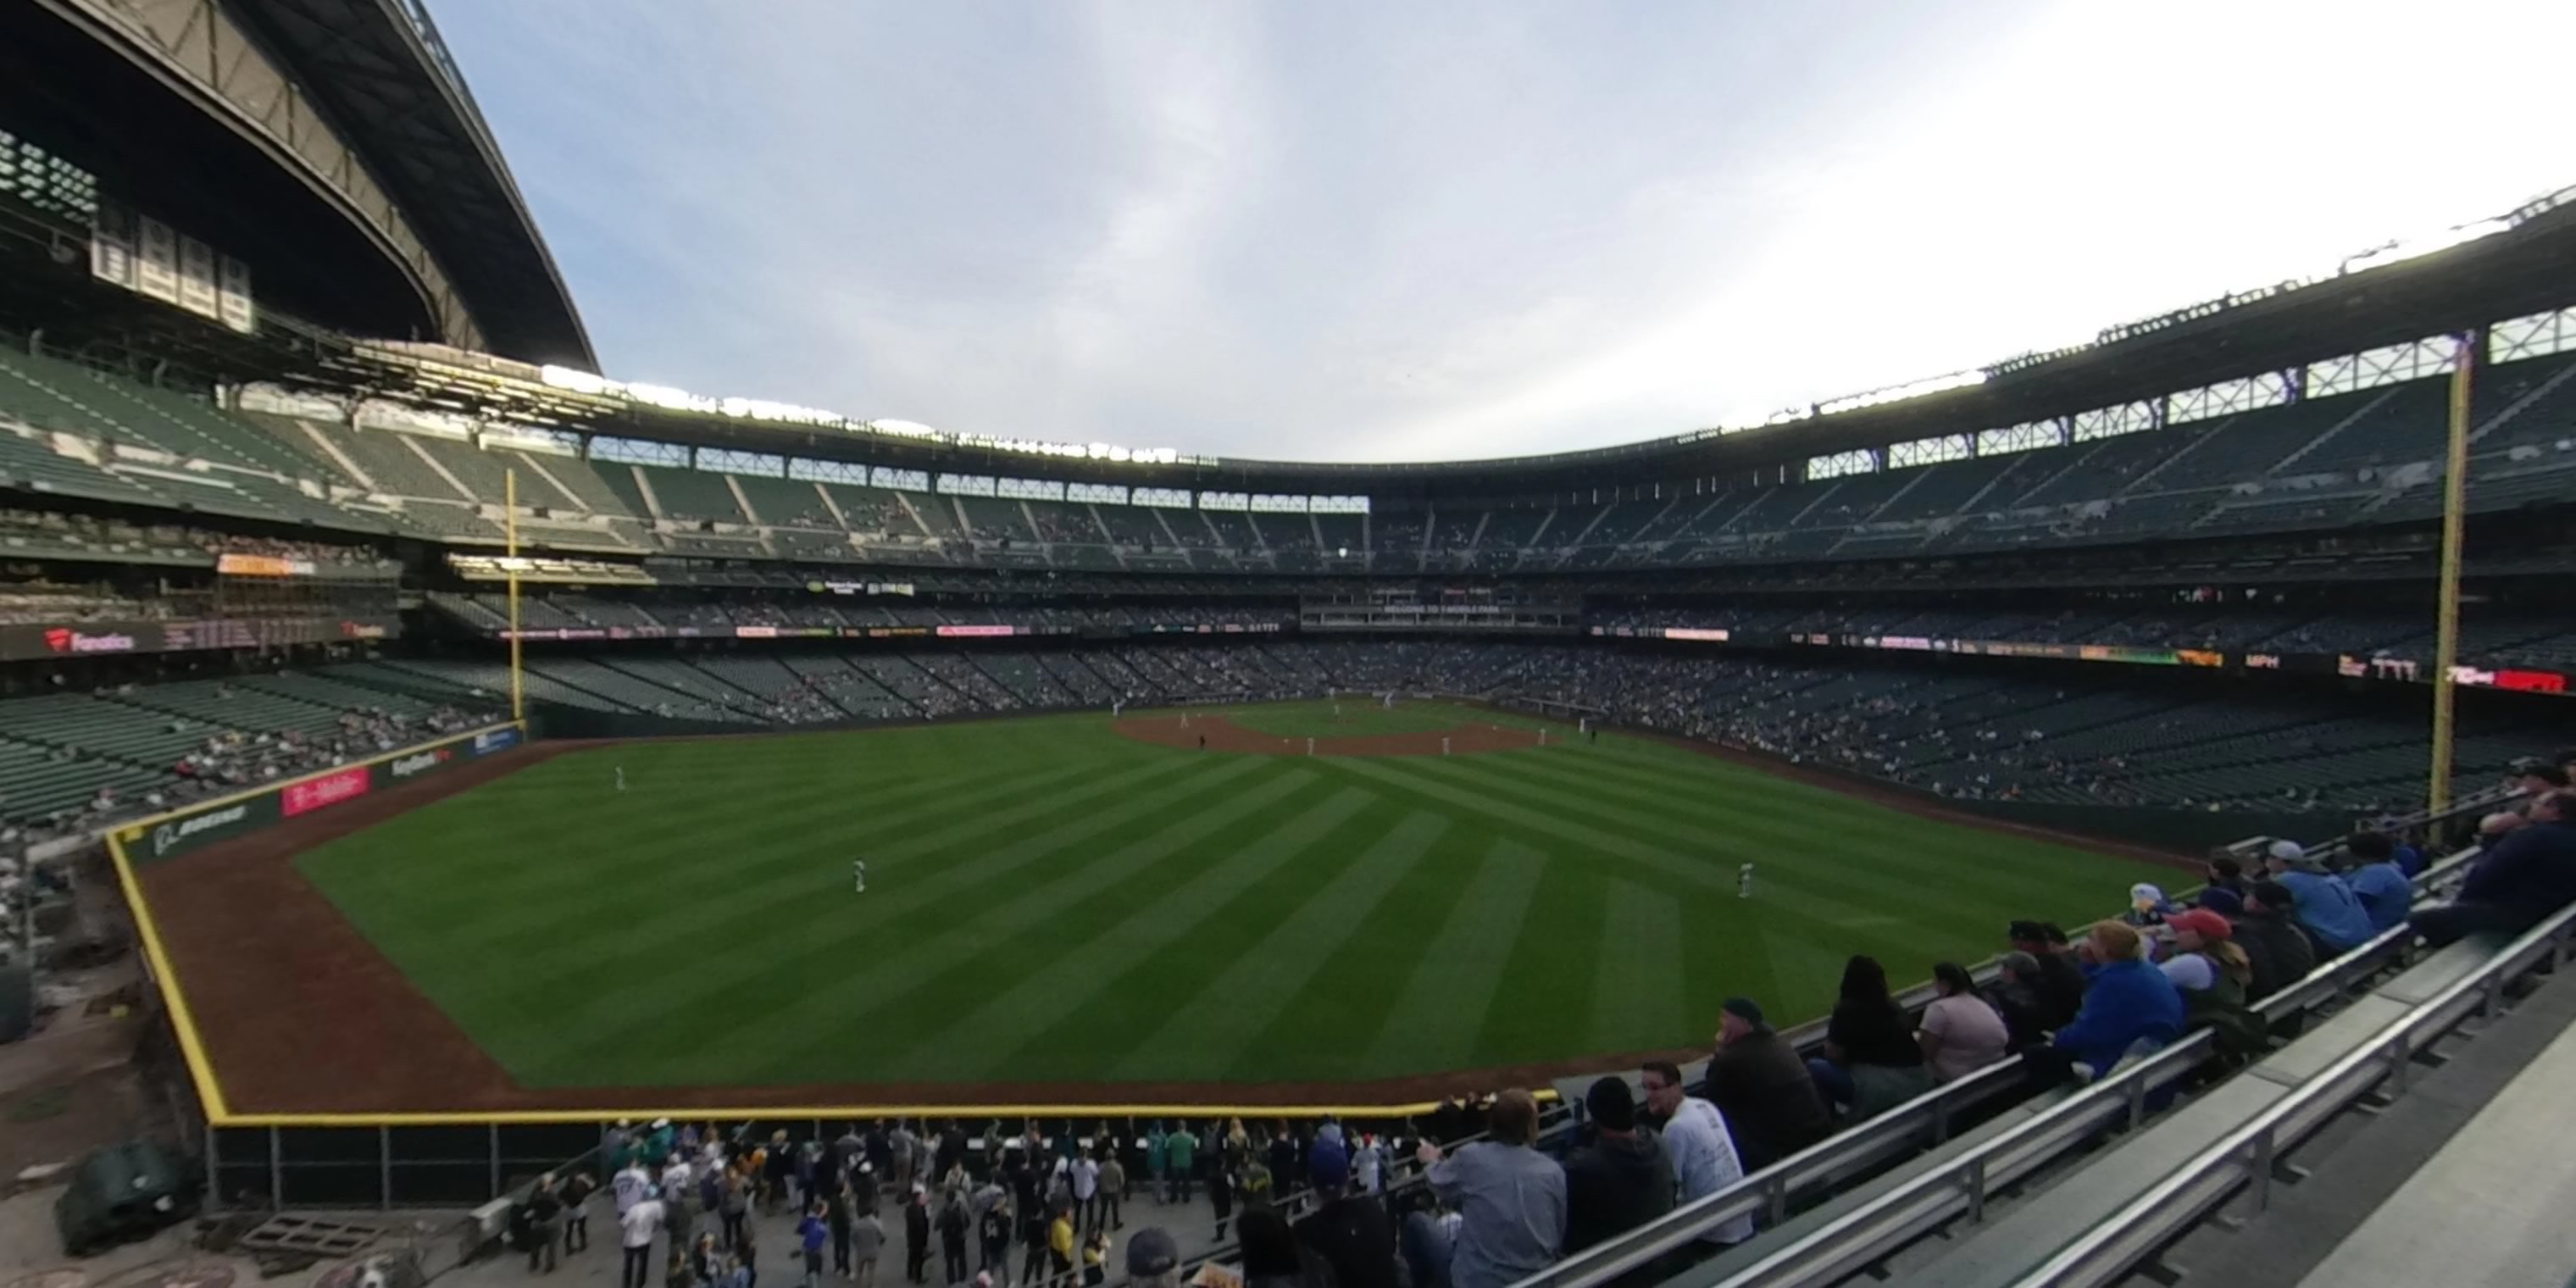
[280,766,370,818]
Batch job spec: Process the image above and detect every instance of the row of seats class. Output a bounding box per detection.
[3,343,2572,570]
[0,673,494,830]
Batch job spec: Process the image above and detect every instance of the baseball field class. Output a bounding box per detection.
[135,700,2181,1116]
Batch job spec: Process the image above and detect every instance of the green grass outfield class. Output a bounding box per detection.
[295,700,2172,1091]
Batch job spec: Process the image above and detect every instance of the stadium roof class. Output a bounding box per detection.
[233,0,595,370]
[305,192,2576,502]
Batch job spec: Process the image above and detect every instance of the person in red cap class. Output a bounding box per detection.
[2159,909,2262,1061]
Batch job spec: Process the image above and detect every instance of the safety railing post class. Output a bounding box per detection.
[269,1127,283,1208]
[380,1125,392,1210]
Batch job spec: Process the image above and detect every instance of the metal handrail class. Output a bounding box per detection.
[1503,1058,2035,1288]
[2007,899,2576,1286]
[1508,892,2440,1288]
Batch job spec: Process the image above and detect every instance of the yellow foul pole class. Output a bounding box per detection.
[506,467,525,724]
[2427,331,2475,813]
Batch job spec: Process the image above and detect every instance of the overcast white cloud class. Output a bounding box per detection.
[431,0,2574,463]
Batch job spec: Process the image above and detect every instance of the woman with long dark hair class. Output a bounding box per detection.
[1805,955,1932,1120]
[1918,962,2011,1083]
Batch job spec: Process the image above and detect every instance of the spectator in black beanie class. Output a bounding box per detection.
[2235,880,2319,1003]
[2007,921,2088,1028]
[1562,1076,1675,1254]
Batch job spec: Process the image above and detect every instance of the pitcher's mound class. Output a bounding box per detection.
[1113,713,1546,758]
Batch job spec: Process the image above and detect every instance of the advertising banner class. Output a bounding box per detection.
[113,724,518,869]
[376,745,457,784]
[0,616,400,661]
[119,793,280,868]
[215,553,318,577]
[280,766,369,818]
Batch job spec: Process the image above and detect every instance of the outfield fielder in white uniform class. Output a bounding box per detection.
[1738,863,1755,898]
[614,765,627,791]
[853,859,868,893]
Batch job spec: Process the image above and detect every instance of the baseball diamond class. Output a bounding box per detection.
[119,700,2177,1119]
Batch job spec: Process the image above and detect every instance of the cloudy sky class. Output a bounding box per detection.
[433,0,2572,464]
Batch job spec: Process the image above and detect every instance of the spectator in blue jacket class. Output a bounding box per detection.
[2413,791,2576,946]
[2263,840,2374,953]
[2049,922,2185,1079]
[2340,832,2414,931]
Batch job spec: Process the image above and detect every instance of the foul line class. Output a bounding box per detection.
[109,719,526,1129]
[105,824,230,1122]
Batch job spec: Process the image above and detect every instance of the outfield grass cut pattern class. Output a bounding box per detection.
[292,702,2171,1091]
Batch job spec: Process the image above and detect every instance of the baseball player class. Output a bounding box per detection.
[853,858,868,894]
[614,765,627,792]
[1738,863,1755,899]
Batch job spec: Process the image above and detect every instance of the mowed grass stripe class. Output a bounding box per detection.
[508,755,1273,1077]
[1424,750,2089,908]
[869,786,1380,1080]
[1396,752,2060,924]
[1473,847,1610,1068]
[1002,802,1403,1080]
[1110,811,1452,1081]
[1322,756,1985,969]
[1589,880,1686,1052]
[378,760,1098,948]
[1359,838,1547,1073]
[1482,744,2146,900]
[1227,816,1496,1081]
[736,767,1326,1082]
[431,755,1179,1003]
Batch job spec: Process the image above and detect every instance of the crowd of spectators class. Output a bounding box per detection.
[0,583,171,624]
[5,697,491,854]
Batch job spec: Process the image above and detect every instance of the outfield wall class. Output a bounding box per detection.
[107,719,528,1131]
[117,722,524,869]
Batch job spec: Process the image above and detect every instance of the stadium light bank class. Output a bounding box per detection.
[536,364,1193,466]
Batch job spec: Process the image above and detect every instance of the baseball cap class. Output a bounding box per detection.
[1720,997,1764,1026]
[2166,908,2233,941]
[2006,919,2050,942]
[2129,883,2171,916]
[2266,839,2306,863]
[1307,1136,1349,1190]
[1585,1076,1638,1132]
[2195,886,2244,916]
[1126,1228,1180,1277]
